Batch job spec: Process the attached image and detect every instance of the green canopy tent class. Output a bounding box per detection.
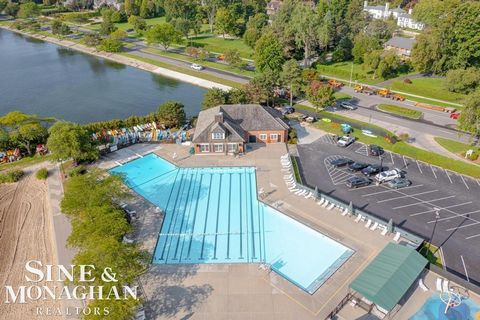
[349,243,428,313]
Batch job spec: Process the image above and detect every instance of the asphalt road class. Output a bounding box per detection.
[297,136,480,286]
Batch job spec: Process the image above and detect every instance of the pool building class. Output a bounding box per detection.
[111,153,353,294]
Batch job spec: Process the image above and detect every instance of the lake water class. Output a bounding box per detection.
[0,28,206,123]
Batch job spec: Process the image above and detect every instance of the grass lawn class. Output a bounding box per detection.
[120,52,242,89]
[434,137,480,154]
[188,35,254,59]
[377,104,422,119]
[333,92,352,100]
[388,78,467,106]
[141,47,254,78]
[294,104,480,177]
[0,155,54,173]
[86,16,167,32]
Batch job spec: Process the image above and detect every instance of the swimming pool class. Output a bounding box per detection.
[410,293,480,320]
[111,153,353,294]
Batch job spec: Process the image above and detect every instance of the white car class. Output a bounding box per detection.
[190,63,204,70]
[341,102,357,110]
[337,136,355,147]
[375,168,405,183]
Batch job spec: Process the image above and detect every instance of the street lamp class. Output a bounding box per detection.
[428,207,441,253]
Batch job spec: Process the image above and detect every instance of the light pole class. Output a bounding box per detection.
[349,61,354,87]
[428,207,440,253]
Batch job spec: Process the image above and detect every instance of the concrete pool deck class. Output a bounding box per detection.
[97,143,424,319]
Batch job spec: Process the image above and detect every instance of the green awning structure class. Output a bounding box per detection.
[349,243,428,312]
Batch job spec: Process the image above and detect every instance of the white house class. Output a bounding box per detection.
[363,1,425,31]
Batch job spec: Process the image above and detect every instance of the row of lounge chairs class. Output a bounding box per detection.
[281,154,315,199]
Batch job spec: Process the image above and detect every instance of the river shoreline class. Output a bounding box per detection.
[0,25,231,91]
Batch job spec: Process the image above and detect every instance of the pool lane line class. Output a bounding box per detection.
[213,173,223,260]
[227,173,232,260]
[200,175,214,261]
[159,171,187,261]
[248,171,257,260]
[239,172,244,259]
[153,169,180,262]
[178,171,200,261]
[172,171,195,261]
[244,169,250,261]
[186,173,204,260]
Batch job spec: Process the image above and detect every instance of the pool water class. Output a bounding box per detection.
[111,153,353,294]
[410,294,480,320]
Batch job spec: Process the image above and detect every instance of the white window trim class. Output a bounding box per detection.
[214,143,224,153]
[212,132,225,140]
[259,134,267,140]
[199,144,210,153]
[227,143,238,152]
[270,133,278,141]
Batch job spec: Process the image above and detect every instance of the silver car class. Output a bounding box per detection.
[337,136,355,147]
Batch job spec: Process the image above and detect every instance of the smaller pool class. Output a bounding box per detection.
[410,293,480,320]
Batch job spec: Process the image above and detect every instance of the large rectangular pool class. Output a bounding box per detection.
[111,153,353,294]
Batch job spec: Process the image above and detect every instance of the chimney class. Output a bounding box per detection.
[385,2,390,16]
[408,8,412,14]
[363,0,368,8]
[215,112,224,124]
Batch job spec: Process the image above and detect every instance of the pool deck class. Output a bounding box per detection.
[97,143,451,319]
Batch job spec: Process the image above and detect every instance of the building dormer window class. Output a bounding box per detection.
[212,132,225,140]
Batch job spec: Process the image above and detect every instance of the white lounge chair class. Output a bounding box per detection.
[327,203,335,210]
[298,190,308,196]
[289,188,300,193]
[354,214,362,223]
[341,208,349,216]
[365,219,372,228]
[349,299,357,308]
[393,231,401,242]
[284,174,293,178]
[419,279,429,292]
[380,228,388,236]
[370,222,379,231]
[305,192,313,199]
[436,278,443,292]
[317,198,325,205]
[442,280,450,293]
[322,201,330,208]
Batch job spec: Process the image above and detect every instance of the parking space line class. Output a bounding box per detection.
[416,160,423,174]
[430,165,437,179]
[410,203,472,217]
[389,152,394,165]
[460,255,470,282]
[393,196,455,210]
[362,184,423,197]
[346,185,379,191]
[446,221,480,232]
[444,169,453,184]
[427,207,479,223]
[377,190,438,203]
[477,179,480,187]
[402,156,408,167]
[459,175,470,189]
[466,234,480,240]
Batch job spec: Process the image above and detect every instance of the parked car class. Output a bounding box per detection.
[346,176,371,188]
[340,102,357,110]
[368,145,384,156]
[282,105,295,115]
[375,168,405,183]
[361,164,388,176]
[330,158,354,167]
[337,136,355,147]
[348,162,369,172]
[190,63,204,70]
[387,178,412,189]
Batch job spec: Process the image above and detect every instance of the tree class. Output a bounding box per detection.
[124,0,135,16]
[228,88,249,104]
[215,7,235,39]
[332,36,353,62]
[345,0,368,36]
[202,88,229,109]
[139,0,155,18]
[128,15,147,34]
[4,3,19,17]
[306,81,335,112]
[0,0,8,13]
[157,101,186,128]
[458,90,480,138]
[51,20,71,36]
[47,122,99,162]
[243,13,268,48]
[100,18,117,36]
[254,31,285,76]
[364,19,396,42]
[352,33,380,64]
[110,29,127,40]
[0,112,49,155]
[248,71,277,106]
[83,33,101,47]
[17,2,40,19]
[145,23,182,51]
[445,68,480,94]
[202,0,219,33]
[98,37,123,52]
[224,49,242,67]
[280,59,303,106]
[173,18,191,41]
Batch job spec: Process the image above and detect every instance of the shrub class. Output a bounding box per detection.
[466,152,479,161]
[36,168,48,180]
[288,128,298,144]
[404,78,412,84]
[68,165,87,177]
[398,133,410,141]
[0,170,25,183]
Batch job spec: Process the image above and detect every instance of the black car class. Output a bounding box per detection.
[282,105,295,115]
[368,145,384,156]
[348,162,369,172]
[330,158,354,167]
[346,176,371,188]
[361,164,388,176]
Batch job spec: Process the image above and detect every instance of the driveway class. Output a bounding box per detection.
[297,135,480,286]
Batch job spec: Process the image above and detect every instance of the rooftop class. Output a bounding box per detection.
[384,36,416,50]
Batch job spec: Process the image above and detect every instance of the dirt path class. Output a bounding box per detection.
[0,169,62,320]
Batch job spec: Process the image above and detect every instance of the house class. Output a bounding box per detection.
[192,104,289,155]
[384,36,415,58]
[266,0,282,17]
[363,1,424,31]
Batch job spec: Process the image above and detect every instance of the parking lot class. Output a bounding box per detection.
[297,134,480,285]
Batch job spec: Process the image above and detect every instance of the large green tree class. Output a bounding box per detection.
[243,13,268,48]
[458,90,480,138]
[0,112,49,155]
[352,33,381,64]
[145,23,182,51]
[202,88,229,109]
[280,59,303,106]
[306,81,335,112]
[17,2,39,19]
[157,101,186,128]
[445,68,480,94]
[47,121,99,162]
[0,0,8,13]
[215,7,235,39]
[254,30,285,75]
